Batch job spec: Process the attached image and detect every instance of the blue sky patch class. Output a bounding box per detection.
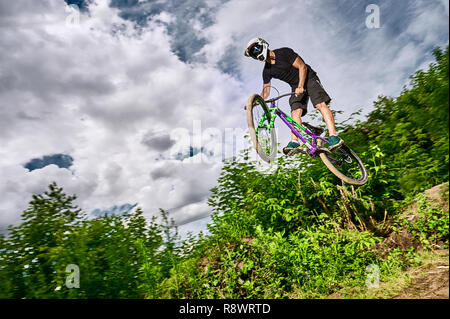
[65,0,90,11]
[91,203,138,217]
[24,154,74,172]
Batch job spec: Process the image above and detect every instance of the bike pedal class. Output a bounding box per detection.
[303,122,325,136]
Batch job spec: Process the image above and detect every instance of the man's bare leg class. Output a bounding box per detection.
[291,108,303,141]
[315,102,336,136]
[315,102,344,150]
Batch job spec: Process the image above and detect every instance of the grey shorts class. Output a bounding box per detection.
[289,75,331,116]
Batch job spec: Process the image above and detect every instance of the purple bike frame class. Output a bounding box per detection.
[268,102,329,157]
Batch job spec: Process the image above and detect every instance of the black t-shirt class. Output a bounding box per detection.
[262,47,316,88]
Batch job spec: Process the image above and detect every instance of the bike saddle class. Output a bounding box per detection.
[302,122,325,136]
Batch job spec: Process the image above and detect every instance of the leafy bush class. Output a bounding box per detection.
[404,195,449,249]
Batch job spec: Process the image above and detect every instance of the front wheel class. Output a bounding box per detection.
[246,94,277,163]
[318,139,368,186]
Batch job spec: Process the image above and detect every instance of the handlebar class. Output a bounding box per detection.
[264,92,296,104]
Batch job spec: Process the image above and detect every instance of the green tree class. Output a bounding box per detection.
[2,182,85,298]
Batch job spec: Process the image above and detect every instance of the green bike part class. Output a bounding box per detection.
[253,97,312,145]
[255,101,277,134]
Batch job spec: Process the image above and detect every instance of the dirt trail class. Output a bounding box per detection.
[394,250,449,299]
[394,183,449,299]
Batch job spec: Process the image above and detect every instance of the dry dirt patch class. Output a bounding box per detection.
[394,250,449,299]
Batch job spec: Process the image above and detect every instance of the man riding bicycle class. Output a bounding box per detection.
[244,37,343,154]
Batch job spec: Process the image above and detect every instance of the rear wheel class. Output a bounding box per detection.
[246,94,277,163]
[318,139,368,186]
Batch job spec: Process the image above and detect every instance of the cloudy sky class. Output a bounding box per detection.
[0,0,448,237]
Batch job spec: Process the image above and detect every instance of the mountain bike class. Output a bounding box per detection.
[245,92,368,186]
